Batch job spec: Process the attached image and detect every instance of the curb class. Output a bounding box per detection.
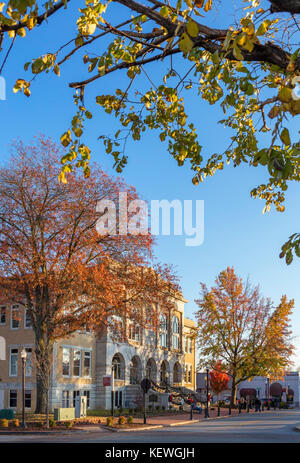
[101,425,164,432]
[0,430,76,435]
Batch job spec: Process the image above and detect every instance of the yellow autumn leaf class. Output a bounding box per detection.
[187,20,199,38]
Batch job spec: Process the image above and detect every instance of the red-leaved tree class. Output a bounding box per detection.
[209,361,230,403]
[0,135,179,413]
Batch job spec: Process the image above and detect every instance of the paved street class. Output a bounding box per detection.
[1,410,300,443]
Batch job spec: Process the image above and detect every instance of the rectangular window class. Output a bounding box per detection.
[9,390,17,408]
[24,308,32,328]
[160,332,167,348]
[184,365,188,383]
[62,390,69,408]
[188,366,192,383]
[83,351,91,377]
[184,336,188,353]
[0,306,6,324]
[62,347,71,377]
[189,338,193,354]
[172,334,179,349]
[25,348,32,377]
[25,390,31,408]
[129,324,140,342]
[11,305,20,329]
[9,348,18,376]
[83,390,90,408]
[73,390,80,407]
[73,350,81,377]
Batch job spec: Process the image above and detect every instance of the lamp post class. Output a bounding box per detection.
[20,348,27,429]
[111,366,115,418]
[205,366,210,418]
[286,383,289,408]
[267,376,270,410]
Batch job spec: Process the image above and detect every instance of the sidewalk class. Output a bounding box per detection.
[127,407,255,427]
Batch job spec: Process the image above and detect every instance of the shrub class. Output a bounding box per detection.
[0,419,8,428]
[148,404,153,412]
[49,419,56,428]
[161,405,165,410]
[106,417,113,427]
[128,408,133,414]
[179,405,183,411]
[65,421,73,428]
[36,421,44,428]
[118,416,126,425]
[155,405,160,411]
[127,416,134,424]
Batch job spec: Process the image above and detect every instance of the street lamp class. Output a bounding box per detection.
[20,348,27,429]
[111,365,115,418]
[267,376,270,410]
[205,366,210,418]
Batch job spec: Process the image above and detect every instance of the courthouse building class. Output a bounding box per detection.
[0,296,196,411]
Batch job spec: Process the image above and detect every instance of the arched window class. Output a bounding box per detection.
[173,362,182,383]
[160,361,169,385]
[172,315,180,349]
[159,314,168,348]
[146,358,157,382]
[129,356,141,384]
[112,353,125,380]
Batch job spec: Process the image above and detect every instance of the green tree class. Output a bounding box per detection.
[195,267,294,405]
[1,0,300,259]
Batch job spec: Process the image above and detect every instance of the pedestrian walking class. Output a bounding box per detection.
[255,398,261,412]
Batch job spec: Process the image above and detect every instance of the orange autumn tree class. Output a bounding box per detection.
[195,267,294,406]
[0,135,179,413]
[209,361,229,403]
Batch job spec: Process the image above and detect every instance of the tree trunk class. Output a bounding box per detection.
[33,286,53,414]
[230,375,237,407]
[35,335,53,414]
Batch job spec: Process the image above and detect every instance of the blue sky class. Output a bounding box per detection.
[0,2,299,367]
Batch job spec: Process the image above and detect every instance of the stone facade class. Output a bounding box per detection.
[0,297,196,412]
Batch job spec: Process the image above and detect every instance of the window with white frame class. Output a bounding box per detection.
[9,390,17,408]
[62,347,71,377]
[159,314,168,348]
[129,323,140,342]
[11,305,20,329]
[25,348,32,377]
[9,348,18,376]
[0,306,6,325]
[83,351,91,377]
[73,350,81,377]
[24,308,32,328]
[62,390,70,408]
[172,315,180,349]
[189,337,193,353]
